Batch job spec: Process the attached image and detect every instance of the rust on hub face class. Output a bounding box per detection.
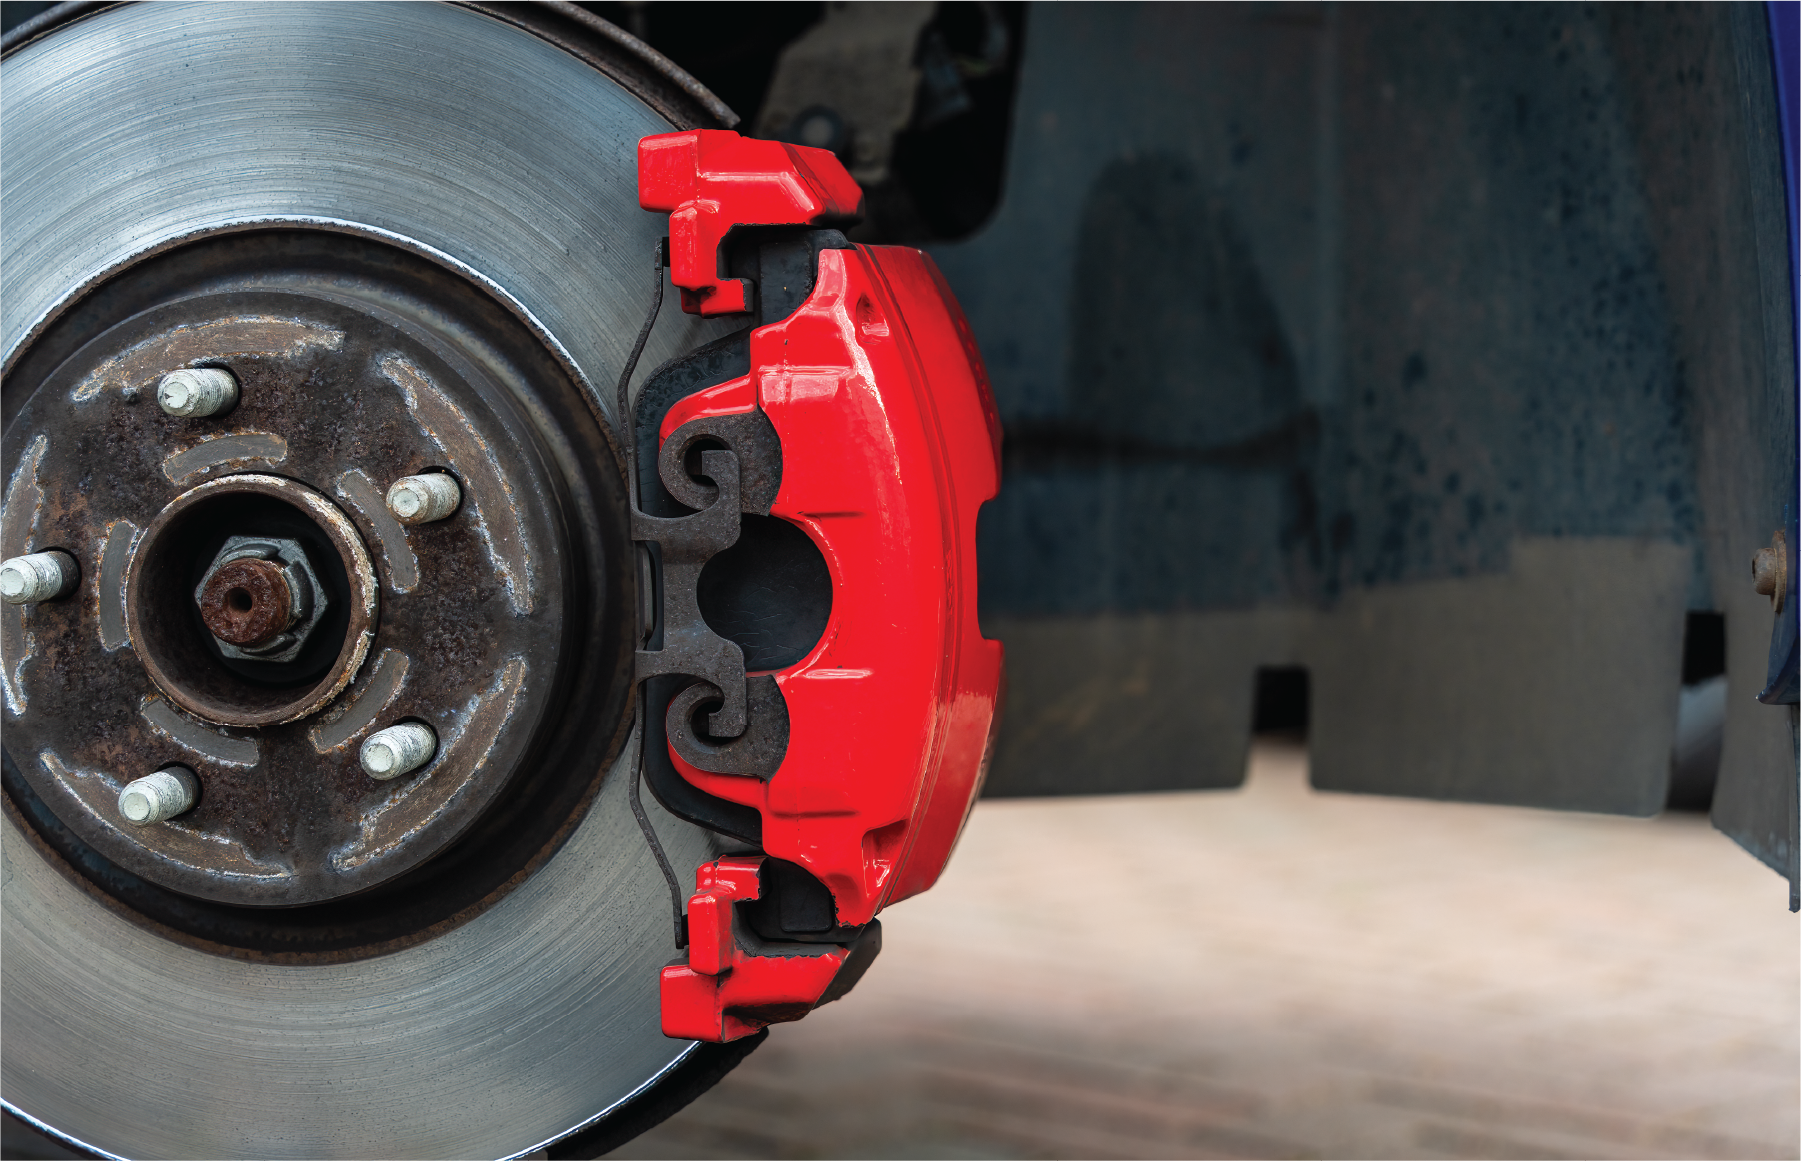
[198,558,293,646]
[1,228,633,937]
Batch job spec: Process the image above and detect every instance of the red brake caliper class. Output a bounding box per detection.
[632,130,1004,1042]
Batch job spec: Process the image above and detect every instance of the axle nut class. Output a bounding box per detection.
[361,722,437,780]
[118,766,199,824]
[194,536,326,663]
[0,550,78,605]
[386,473,461,525]
[199,558,297,647]
[157,367,238,418]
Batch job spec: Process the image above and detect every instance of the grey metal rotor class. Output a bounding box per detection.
[1,4,737,1157]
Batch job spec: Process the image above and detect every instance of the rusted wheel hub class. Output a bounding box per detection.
[3,227,634,928]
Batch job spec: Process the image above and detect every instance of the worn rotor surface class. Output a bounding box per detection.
[1,3,740,1158]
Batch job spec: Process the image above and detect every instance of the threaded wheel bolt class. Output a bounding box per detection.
[157,367,238,417]
[118,766,199,824]
[361,722,438,780]
[0,550,79,604]
[385,473,461,525]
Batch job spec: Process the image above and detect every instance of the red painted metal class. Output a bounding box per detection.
[640,130,1003,1042]
[659,857,851,1041]
[638,129,864,317]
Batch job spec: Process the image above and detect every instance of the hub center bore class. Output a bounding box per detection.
[127,475,375,729]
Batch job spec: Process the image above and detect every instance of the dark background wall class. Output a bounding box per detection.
[929,4,1791,877]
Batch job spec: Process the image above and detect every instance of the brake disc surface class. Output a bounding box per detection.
[1,4,733,1157]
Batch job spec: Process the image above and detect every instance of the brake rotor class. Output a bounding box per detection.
[1,3,744,1156]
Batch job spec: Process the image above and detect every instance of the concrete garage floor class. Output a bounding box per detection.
[1,742,1788,1160]
[612,742,1799,1161]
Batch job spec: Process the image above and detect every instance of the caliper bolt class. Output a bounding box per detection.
[117,766,199,824]
[156,367,238,418]
[386,473,461,525]
[361,722,438,780]
[0,550,79,604]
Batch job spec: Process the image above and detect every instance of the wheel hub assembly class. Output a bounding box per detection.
[1,5,1001,1158]
[6,227,623,913]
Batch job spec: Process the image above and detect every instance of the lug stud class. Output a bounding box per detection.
[361,722,438,780]
[118,766,199,824]
[156,367,238,417]
[0,550,79,605]
[385,473,461,525]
